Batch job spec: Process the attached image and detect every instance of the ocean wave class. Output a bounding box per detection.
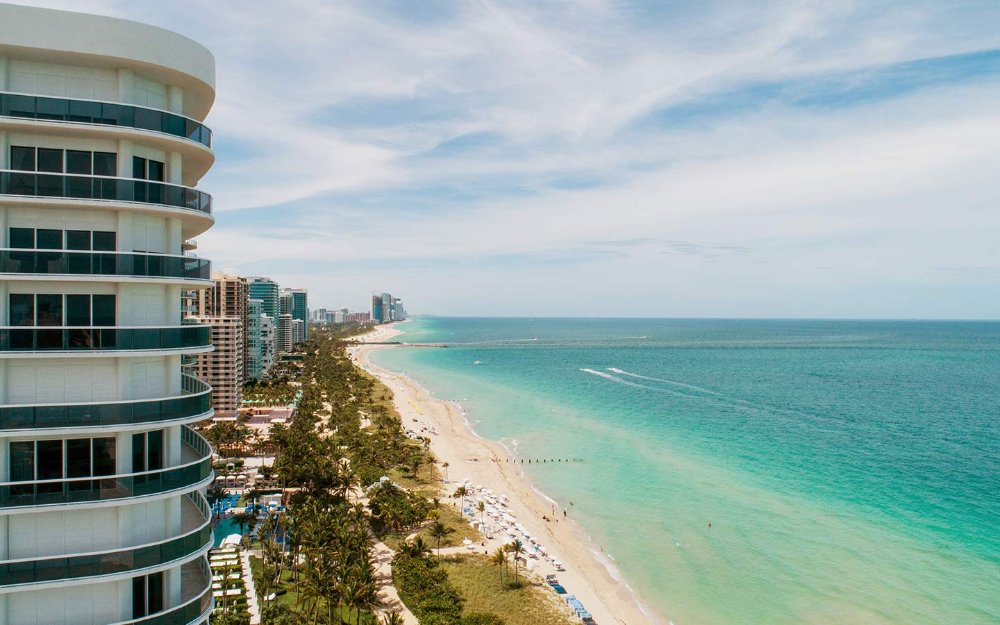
[579,368,651,389]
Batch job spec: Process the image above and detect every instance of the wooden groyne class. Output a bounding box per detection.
[507,457,584,464]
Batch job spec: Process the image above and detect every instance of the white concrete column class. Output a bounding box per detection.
[0,360,6,404]
[117,430,133,474]
[167,353,181,394]
[116,353,130,401]
[0,433,8,481]
[117,139,134,178]
[0,204,7,246]
[0,53,9,90]
[0,280,7,326]
[116,209,130,253]
[167,562,182,606]
[117,68,133,104]
[0,129,9,168]
[168,424,181,465]
[167,218,182,255]
[167,85,183,114]
[168,151,182,185]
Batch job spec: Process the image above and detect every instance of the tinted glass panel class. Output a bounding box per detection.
[37,148,63,173]
[36,229,62,250]
[147,160,165,182]
[9,442,34,481]
[147,430,163,471]
[132,433,146,473]
[66,439,91,478]
[10,146,35,171]
[66,295,91,326]
[36,440,63,480]
[36,294,63,326]
[66,230,91,251]
[92,231,116,251]
[65,151,92,175]
[8,294,34,326]
[92,295,116,326]
[148,572,164,613]
[92,438,115,476]
[93,152,117,176]
[132,575,147,618]
[9,228,34,249]
[132,156,146,180]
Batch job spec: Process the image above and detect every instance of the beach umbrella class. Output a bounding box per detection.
[462,538,473,546]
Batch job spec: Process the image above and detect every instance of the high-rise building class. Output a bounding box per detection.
[260,314,275,373]
[278,313,293,353]
[248,276,278,365]
[189,316,242,417]
[246,298,264,380]
[288,288,308,341]
[291,319,304,345]
[0,5,215,623]
[187,273,246,416]
[371,294,384,323]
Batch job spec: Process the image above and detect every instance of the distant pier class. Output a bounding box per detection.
[351,341,449,347]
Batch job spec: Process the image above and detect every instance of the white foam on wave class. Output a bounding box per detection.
[579,368,650,389]
[530,484,560,506]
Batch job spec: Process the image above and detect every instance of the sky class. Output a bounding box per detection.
[11,0,1000,318]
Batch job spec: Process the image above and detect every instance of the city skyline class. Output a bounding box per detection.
[10,0,1000,318]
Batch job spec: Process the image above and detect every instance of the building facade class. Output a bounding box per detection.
[246,298,263,380]
[0,5,216,624]
[287,288,307,341]
[186,273,247,416]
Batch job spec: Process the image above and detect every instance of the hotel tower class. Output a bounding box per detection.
[0,5,215,624]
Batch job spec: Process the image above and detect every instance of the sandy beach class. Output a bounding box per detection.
[348,323,663,625]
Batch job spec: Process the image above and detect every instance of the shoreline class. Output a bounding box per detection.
[348,323,665,625]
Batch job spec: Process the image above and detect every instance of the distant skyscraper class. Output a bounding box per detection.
[247,298,264,379]
[289,288,308,340]
[278,313,293,352]
[249,277,279,362]
[188,273,247,416]
[260,314,276,372]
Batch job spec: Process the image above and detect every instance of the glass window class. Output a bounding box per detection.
[92,231,116,251]
[92,295,116,326]
[66,439,91,478]
[132,432,146,473]
[147,160,165,182]
[148,572,164,614]
[9,228,34,249]
[35,294,63,326]
[93,438,115,476]
[36,229,62,250]
[132,575,147,618]
[147,430,163,471]
[66,230,91,250]
[37,148,63,173]
[132,156,147,180]
[9,294,34,326]
[93,152,117,177]
[9,442,35,482]
[36,440,63,481]
[66,295,91,326]
[10,146,35,171]
[66,150,92,175]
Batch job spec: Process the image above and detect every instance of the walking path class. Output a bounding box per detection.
[372,540,419,624]
[241,549,262,625]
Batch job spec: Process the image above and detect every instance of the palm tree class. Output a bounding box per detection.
[231,511,257,537]
[490,547,508,584]
[507,539,525,583]
[381,612,404,625]
[477,500,486,528]
[428,520,453,557]
[441,461,449,483]
[453,485,469,512]
[399,536,430,559]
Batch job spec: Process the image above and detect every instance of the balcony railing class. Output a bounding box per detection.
[0,325,211,352]
[1,91,212,148]
[0,170,212,214]
[0,492,211,586]
[0,248,211,280]
[0,374,212,430]
[0,426,213,509]
[110,559,213,625]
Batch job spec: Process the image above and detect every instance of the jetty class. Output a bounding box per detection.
[351,341,449,347]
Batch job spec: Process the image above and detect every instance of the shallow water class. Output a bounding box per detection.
[371,317,1000,625]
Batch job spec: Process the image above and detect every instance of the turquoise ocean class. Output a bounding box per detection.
[369,317,1000,625]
